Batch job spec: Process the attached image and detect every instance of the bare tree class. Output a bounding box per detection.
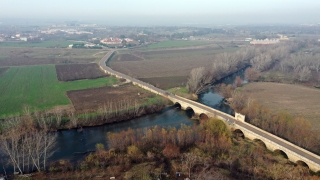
[186,67,211,94]
[298,66,311,82]
[181,153,200,178]
[0,117,57,174]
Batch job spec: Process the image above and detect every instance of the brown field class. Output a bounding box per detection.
[110,46,239,79]
[139,76,188,89]
[112,53,143,61]
[67,84,155,114]
[241,82,320,130]
[56,63,108,81]
[0,48,106,66]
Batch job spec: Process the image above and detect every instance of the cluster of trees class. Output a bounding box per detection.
[186,39,319,94]
[279,52,320,82]
[41,118,320,179]
[107,119,230,154]
[186,49,255,94]
[248,40,320,84]
[0,115,56,174]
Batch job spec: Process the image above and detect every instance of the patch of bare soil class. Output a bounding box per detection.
[242,82,320,130]
[112,53,143,61]
[66,84,155,114]
[139,76,187,89]
[56,63,108,81]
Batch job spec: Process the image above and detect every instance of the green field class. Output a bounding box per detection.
[143,40,212,49]
[0,65,117,117]
[0,40,80,48]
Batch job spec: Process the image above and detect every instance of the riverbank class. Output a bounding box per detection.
[0,96,170,135]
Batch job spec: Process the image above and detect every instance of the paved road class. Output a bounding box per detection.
[99,50,320,169]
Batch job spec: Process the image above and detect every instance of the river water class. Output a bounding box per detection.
[0,69,246,173]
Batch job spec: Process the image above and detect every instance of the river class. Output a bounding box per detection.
[0,69,246,173]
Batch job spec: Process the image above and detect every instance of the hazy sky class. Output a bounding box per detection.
[1,0,320,26]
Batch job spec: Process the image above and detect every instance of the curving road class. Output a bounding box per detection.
[99,50,320,171]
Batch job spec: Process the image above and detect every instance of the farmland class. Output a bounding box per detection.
[0,40,80,48]
[111,53,143,62]
[0,47,106,66]
[110,46,239,89]
[56,63,108,81]
[0,65,117,117]
[241,82,320,130]
[67,84,160,114]
[142,40,214,49]
[139,76,187,89]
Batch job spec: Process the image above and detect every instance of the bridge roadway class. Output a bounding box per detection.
[99,50,320,172]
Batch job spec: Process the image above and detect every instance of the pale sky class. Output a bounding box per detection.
[0,0,320,25]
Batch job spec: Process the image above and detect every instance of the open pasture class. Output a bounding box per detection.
[0,48,106,66]
[56,63,108,81]
[0,65,117,117]
[241,82,320,130]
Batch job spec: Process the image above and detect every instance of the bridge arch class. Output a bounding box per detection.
[233,129,245,139]
[185,107,195,118]
[199,113,209,120]
[274,149,288,159]
[296,160,309,168]
[174,102,181,109]
[253,139,267,149]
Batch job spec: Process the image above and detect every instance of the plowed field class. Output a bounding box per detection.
[56,63,108,81]
[67,85,156,114]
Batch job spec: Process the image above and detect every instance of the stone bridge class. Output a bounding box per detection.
[99,50,320,172]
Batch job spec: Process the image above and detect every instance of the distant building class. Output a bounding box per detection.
[68,44,73,48]
[250,39,280,45]
[20,37,28,41]
[277,34,289,40]
[245,38,252,41]
[100,37,123,45]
